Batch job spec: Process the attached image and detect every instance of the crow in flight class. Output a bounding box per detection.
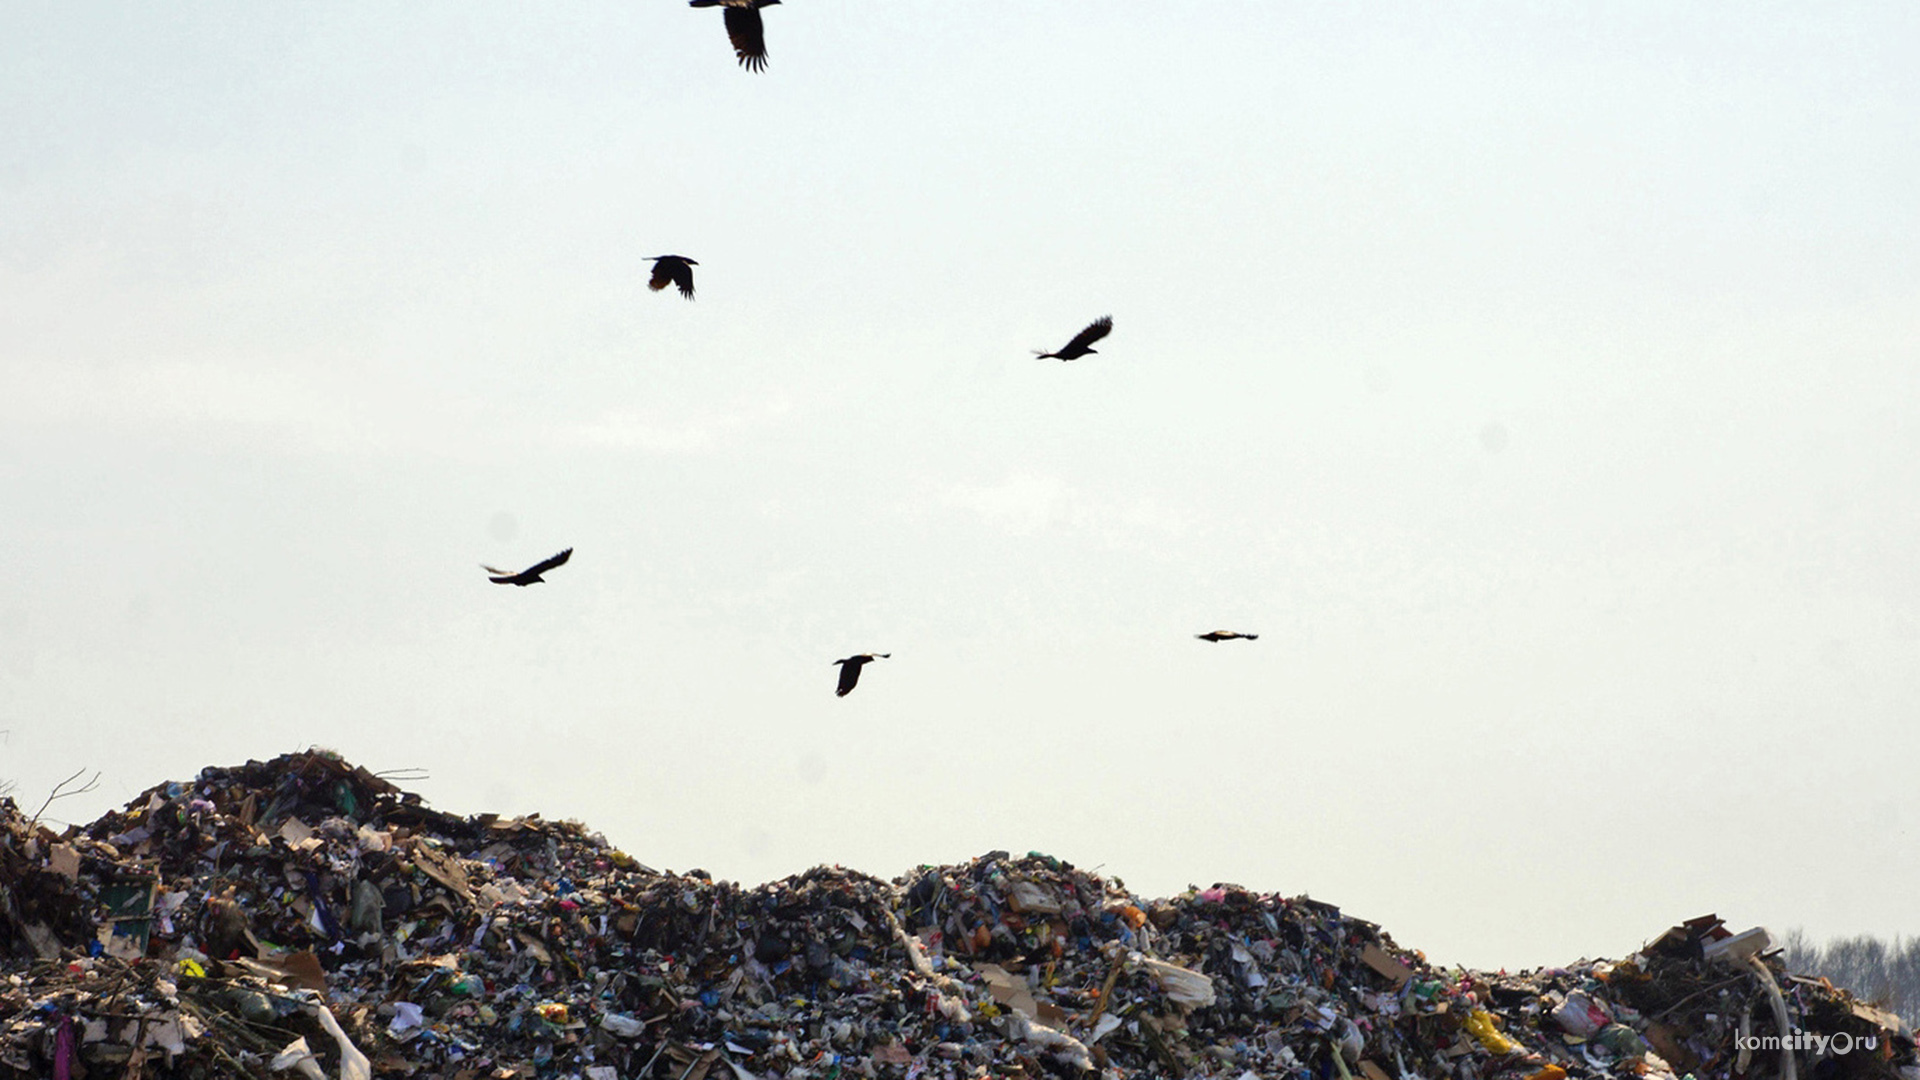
[647,255,698,299]
[1195,631,1259,642]
[1035,316,1113,361]
[483,548,573,586]
[832,653,890,697]
[689,0,781,73]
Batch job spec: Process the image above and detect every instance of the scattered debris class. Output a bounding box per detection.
[2,751,1912,1080]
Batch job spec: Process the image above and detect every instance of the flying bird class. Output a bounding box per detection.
[1195,631,1259,642]
[482,548,573,586]
[1034,316,1113,361]
[689,0,781,73]
[647,255,698,299]
[832,653,890,697]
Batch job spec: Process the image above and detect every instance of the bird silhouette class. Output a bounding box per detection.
[689,0,780,72]
[482,548,573,586]
[1195,631,1259,642]
[832,653,890,697]
[647,255,698,299]
[1035,316,1113,361]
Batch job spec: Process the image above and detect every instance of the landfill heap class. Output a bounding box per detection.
[1,752,1913,1080]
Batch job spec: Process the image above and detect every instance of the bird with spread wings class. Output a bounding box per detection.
[832,653,890,697]
[482,548,573,587]
[646,255,698,299]
[689,0,781,73]
[1035,316,1113,361]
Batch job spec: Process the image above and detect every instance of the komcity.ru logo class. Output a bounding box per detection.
[1734,1031,1878,1055]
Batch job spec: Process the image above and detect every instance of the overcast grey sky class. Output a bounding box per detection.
[3,2,1917,969]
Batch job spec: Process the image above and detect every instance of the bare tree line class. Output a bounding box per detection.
[1783,927,1920,1025]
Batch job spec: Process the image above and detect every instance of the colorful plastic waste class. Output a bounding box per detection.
[1,750,1913,1079]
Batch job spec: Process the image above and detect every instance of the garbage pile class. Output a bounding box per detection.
[2,750,1913,1080]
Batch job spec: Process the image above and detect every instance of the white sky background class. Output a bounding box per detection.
[3,2,1918,969]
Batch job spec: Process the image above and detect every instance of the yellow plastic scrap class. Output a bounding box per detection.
[1529,1066,1568,1080]
[175,959,206,979]
[1466,1009,1522,1055]
[1328,1042,1357,1080]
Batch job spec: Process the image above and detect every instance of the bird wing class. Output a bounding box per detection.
[835,660,862,697]
[1061,316,1113,355]
[669,260,695,299]
[523,548,573,577]
[648,260,676,292]
[723,7,769,71]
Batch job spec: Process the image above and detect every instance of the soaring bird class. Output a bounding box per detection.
[1035,316,1113,361]
[483,548,573,586]
[832,653,890,697]
[689,0,781,73]
[1195,631,1259,642]
[647,255,698,299]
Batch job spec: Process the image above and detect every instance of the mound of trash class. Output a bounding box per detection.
[1,751,1912,1080]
